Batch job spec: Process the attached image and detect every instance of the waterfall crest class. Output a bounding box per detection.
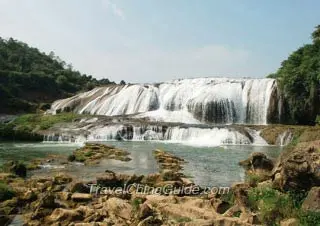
[49,78,278,125]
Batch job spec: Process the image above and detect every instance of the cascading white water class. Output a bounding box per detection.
[276,130,293,146]
[42,123,267,147]
[49,78,278,125]
[163,127,252,146]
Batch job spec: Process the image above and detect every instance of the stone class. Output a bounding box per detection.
[272,147,320,191]
[37,193,57,208]
[53,173,73,185]
[138,203,153,220]
[301,187,320,212]
[160,169,181,181]
[71,193,92,202]
[72,143,131,165]
[239,152,274,172]
[57,191,72,201]
[231,183,251,213]
[96,171,121,188]
[31,208,53,220]
[48,208,83,223]
[68,182,91,193]
[137,216,162,226]
[105,197,133,220]
[2,161,27,177]
[180,177,194,186]
[0,173,16,181]
[280,218,299,226]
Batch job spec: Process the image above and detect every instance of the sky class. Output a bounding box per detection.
[0,0,319,83]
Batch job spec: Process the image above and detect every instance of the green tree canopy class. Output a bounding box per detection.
[269,25,320,125]
[0,37,121,113]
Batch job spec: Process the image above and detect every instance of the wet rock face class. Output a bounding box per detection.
[267,82,281,124]
[272,147,320,191]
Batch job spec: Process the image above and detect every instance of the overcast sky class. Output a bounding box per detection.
[0,0,319,83]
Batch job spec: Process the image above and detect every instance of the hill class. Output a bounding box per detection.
[0,37,118,114]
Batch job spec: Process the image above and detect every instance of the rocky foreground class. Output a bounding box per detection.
[0,142,319,226]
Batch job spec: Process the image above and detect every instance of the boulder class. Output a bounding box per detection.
[280,218,299,226]
[239,152,274,173]
[160,169,181,181]
[138,203,153,220]
[105,197,133,220]
[36,193,57,208]
[2,161,27,177]
[301,187,320,212]
[96,171,121,188]
[272,147,320,191]
[71,193,92,202]
[21,190,37,202]
[96,171,143,188]
[137,216,162,226]
[53,173,73,185]
[48,208,83,223]
[231,183,251,213]
[57,192,72,201]
[68,182,91,193]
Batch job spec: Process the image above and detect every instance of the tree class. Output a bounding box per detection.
[270,25,320,125]
[0,36,116,113]
[312,25,320,43]
[120,80,126,85]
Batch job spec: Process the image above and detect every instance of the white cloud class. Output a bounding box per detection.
[101,0,125,20]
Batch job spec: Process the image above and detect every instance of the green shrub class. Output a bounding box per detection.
[0,181,15,201]
[245,173,265,187]
[299,211,320,226]
[248,187,295,225]
[131,197,144,211]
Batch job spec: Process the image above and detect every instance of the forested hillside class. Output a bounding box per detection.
[269,25,320,125]
[0,37,117,114]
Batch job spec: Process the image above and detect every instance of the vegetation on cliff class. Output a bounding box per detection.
[269,25,320,125]
[0,37,117,114]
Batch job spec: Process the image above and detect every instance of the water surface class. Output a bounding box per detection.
[0,141,281,187]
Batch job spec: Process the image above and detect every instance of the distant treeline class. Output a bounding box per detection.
[0,37,125,114]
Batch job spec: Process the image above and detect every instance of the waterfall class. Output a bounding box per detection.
[43,123,268,147]
[276,130,293,146]
[49,78,278,125]
[163,127,252,146]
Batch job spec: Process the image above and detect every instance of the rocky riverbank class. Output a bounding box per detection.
[0,137,319,225]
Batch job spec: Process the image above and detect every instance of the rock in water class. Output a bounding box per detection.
[239,152,274,173]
